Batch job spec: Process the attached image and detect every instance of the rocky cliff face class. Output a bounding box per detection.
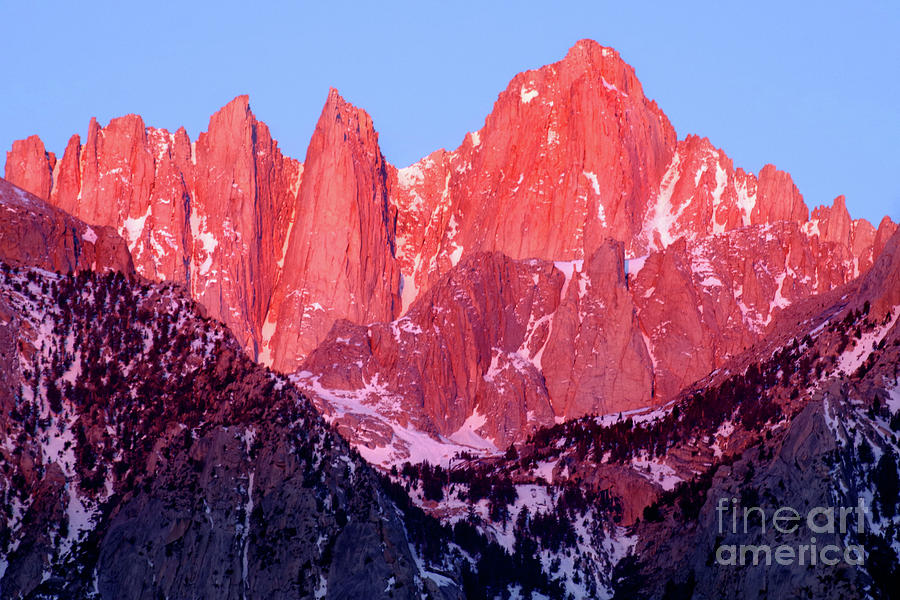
[385,229,900,599]
[0,178,133,275]
[387,42,886,295]
[5,39,895,455]
[299,218,885,462]
[299,241,654,457]
[5,97,301,356]
[263,90,402,370]
[389,41,676,283]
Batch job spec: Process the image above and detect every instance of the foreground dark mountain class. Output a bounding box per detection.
[0,261,589,599]
[0,264,438,598]
[0,179,133,276]
[617,230,900,599]
[0,186,576,599]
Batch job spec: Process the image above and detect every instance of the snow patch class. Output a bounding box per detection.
[400,272,419,315]
[583,171,606,224]
[448,409,497,452]
[446,214,464,266]
[689,243,724,288]
[624,255,648,277]
[258,315,278,367]
[711,161,728,234]
[553,260,583,299]
[645,151,684,249]
[836,310,898,375]
[520,86,539,103]
[119,205,152,252]
[885,384,900,414]
[294,373,499,467]
[532,459,557,483]
[601,77,627,96]
[803,219,821,239]
[277,171,302,269]
[289,164,303,198]
[81,226,98,244]
[771,271,791,311]
[632,456,682,491]
[397,163,425,189]
[583,171,602,196]
[735,178,757,226]
[190,214,219,277]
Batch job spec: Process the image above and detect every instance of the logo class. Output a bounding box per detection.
[714,497,867,566]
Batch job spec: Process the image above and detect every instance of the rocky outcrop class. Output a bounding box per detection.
[3,136,54,200]
[626,300,900,599]
[630,401,860,599]
[187,95,302,357]
[388,40,678,299]
[0,178,133,275]
[3,97,304,356]
[859,227,900,318]
[387,41,881,301]
[300,217,874,457]
[263,90,402,371]
[299,251,560,456]
[540,239,652,419]
[630,220,871,401]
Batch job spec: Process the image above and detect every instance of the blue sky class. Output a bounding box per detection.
[2,1,897,224]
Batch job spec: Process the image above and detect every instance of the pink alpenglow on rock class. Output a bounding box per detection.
[4,40,894,460]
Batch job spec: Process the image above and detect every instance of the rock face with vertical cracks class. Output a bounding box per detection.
[5,39,895,452]
[265,89,401,371]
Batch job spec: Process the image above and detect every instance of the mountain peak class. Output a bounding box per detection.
[218,93,251,116]
[317,87,377,142]
[4,135,54,199]
[203,94,257,145]
[265,86,400,372]
[565,38,623,63]
[325,85,345,104]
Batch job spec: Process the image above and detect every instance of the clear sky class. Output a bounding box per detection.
[2,1,897,224]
